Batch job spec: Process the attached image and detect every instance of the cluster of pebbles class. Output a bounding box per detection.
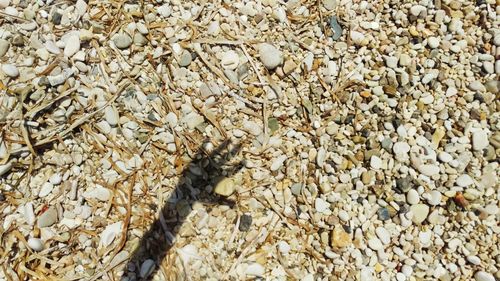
[0,0,499,280]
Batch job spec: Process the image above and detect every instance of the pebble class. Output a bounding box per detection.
[245,263,265,277]
[427,190,442,206]
[258,43,282,70]
[113,33,132,49]
[213,177,235,196]
[427,37,440,48]
[407,189,420,205]
[438,152,453,163]
[474,271,495,281]
[472,130,489,151]
[467,255,481,265]
[410,204,429,224]
[368,237,383,250]
[393,142,410,154]
[38,182,54,197]
[178,50,192,67]
[270,155,287,171]
[417,164,440,177]
[456,174,474,187]
[140,259,155,278]
[375,227,390,245]
[220,50,239,70]
[239,214,252,231]
[37,207,58,228]
[0,39,9,57]
[1,64,19,77]
[104,106,119,126]
[277,241,291,254]
[370,155,382,169]
[64,35,80,57]
[27,238,44,252]
[0,0,9,9]
[331,225,351,248]
[315,198,330,213]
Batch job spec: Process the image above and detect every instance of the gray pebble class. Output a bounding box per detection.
[113,33,133,49]
[0,39,9,57]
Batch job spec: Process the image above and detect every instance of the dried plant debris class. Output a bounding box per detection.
[0,0,499,280]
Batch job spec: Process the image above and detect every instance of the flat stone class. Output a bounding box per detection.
[370,155,382,169]
[407,189,420,205]
[375,227,390,245]
[27,238,44,252]
[220,50,239,70]
[417,164,440,177]
[104,106,119,126]
[245,263,265,277]
[315,198,330,213]
[258,44,282,70]
[410,204,429,224]
[271,155,287,171]
[37,206,58,228]
[393,142,410,154]
[64,35,80,57]
[368,237,383,250]
[472,130,489,150]
[1,64,19,77]
[474,271,495,281]
[427,37,440,48]
[178,50,192,67]
[113,33,132,49]
[213,177,235,196]
[428,190,442,206]
[456,174,474,187]
[0,39,10,57]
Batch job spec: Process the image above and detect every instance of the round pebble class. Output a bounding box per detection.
[1,64,19,77]
[258,43,282,70]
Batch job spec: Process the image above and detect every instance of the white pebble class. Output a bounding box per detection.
[245,263,265,277]
[472,130,489,151]
[270,155,287,171]
[456,174,474,187]
[64,35,80,57]
[104,106,119,126]
[368,237,383,250]
[27,238,44,252]
[370,156,382,169]
[407,189,420,205]
[315,198,330,213]
[428,190,442,206]
[474,271,495,281]
[220,50,239,70]
[258,43,282,70]
[466,255,481,265]
[375,227,391,245]
[438,152,453,163]
[1,64,19,77]
[278,241,291,254]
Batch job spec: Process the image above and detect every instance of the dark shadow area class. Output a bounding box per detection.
[122,139,242,281]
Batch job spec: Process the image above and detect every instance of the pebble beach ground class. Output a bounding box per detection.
[0,0,499,280]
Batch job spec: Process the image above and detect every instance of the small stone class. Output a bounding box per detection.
[468,81,486,92]
[338,210,349,221]
[418,164,440,177]
[283,59,297,75]
[428,37,440,48]
[239,214,252,231]
[113,33,132,49]
[368,237,383,250]
[438,152,453,163]
[1,64,19,78]
[377,207,391,221]
[467,256,481,265]
[316,148,326,167]
[393,142,410,154]
[245,263,265,277]
[315,198,330,213]
[220,50,239,70]
[258,43,282,70]
[140,259,155,278]
[178,50,192,67]
[277,241,291,254]
[271,155,287,171]
[39,182,54,197]
[410,204,429,224]
[483,61,494,74]
[0,39,10,57]
[350,31,366,45]
[331,225,351,248]
[410,5,426,16]
[322,0,336,10]
[27,238,44,252]
[370,155,382,169]
[474,271,495,281]
[104,106,119,126]
[213,177,235,196]
[456,174,474,187]
[375,227,391,245]
[64,35,80,57]
[83,185,111,201]
[37,206,58,228]
[428,190,442,206]
[472,130,489,151]
[0,0,9,9]
[407,189,420,205]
